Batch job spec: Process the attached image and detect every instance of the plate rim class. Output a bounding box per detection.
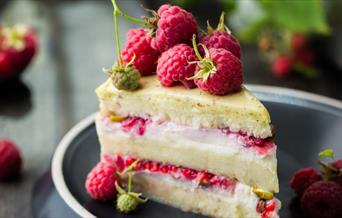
[51,85,342,218]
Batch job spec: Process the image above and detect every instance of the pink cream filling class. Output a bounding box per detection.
[104,115,276,156]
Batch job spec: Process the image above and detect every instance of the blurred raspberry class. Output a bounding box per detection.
[301,181,342,218]
[291,33,307,51]
[0,139,22,181]
[330,160,342,186]
[290,167,322,196]
[331,160,342,169]
[199,30,241,59]
[271,55,294,78]
[295,49,315,66]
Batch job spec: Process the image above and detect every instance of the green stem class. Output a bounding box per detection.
[113,8,123,67]
[111,0,149,26]
[128,173,132,192]
[217,12,225,31]
[192,34,203,61]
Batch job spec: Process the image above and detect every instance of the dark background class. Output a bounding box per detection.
[0,0,341,217]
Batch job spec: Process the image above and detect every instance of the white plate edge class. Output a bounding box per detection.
[51,113,96,218]
[247,84,342,110]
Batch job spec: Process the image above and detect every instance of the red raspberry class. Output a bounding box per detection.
[0,139,22,181]
[331,160,342,186]
[0,52,16,78]
[156,44,197,88]
[121,28,160,76]
[199,30,241,59]
[181,168,197,180]
[85,162,117,201]
[291,33,307,51]
[271,55,293,78]
[193,48,242,95]
[331,160,342,169]
[301,181,342,218]
[200,31,240,59]
[0,24,38,80]
[290,167,322,196]
[199,12,240,58]
[295,48,315,66]
[151,4,197,52]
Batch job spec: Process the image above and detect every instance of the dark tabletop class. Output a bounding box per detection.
[0,0,341,217]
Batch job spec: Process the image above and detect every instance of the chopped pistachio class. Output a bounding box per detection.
[109,114,126,122]
[252,188,274,200]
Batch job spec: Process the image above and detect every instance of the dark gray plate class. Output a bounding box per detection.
[34,85,342,218]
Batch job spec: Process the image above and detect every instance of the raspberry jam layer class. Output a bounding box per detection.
[102,154,279,217]
[101,114,276,156]
[103,154,236,191]
[257,199,278,218]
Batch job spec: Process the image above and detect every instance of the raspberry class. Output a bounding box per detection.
[0,139,22,181]
[124,156,136,167]
[117,193,139,213]
[181,168,197,180]
[199,13,240,59]
[291,33,307,51]
[156,44,197,88]
[331,160,342,169]
[0,24,38,80]
[200,31,240,59]
[192,47,242,95]
[106,64,140,91]
[197,171,214,186]
[151,4,197,52]
[295,48,315,66]
[85,162,117,201]
[290,167,322,196]
[331,160,342,186]
[121,117,149,136]
[121,28,160,76]
[271,55,293,78]
[301,181,342,218]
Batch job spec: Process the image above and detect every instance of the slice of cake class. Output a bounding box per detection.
[95,76,280,218]
[90,2,281,217]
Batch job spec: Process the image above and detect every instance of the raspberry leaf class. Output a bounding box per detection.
[319,149,334,160]
[188,35,217,82]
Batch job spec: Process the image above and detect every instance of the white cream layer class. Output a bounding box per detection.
[99,114,276,159]
[130,171,280,218]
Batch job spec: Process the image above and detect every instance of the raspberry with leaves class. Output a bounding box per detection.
[115,160,147,214]
[105,0,141,91]
[199,12,240,58]
[190,35,243,95]
[111,1,197,52]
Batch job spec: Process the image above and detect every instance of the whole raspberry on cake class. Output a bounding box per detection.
[93,1,281,217]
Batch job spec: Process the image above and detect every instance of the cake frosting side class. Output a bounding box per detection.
[96,113,279,192]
